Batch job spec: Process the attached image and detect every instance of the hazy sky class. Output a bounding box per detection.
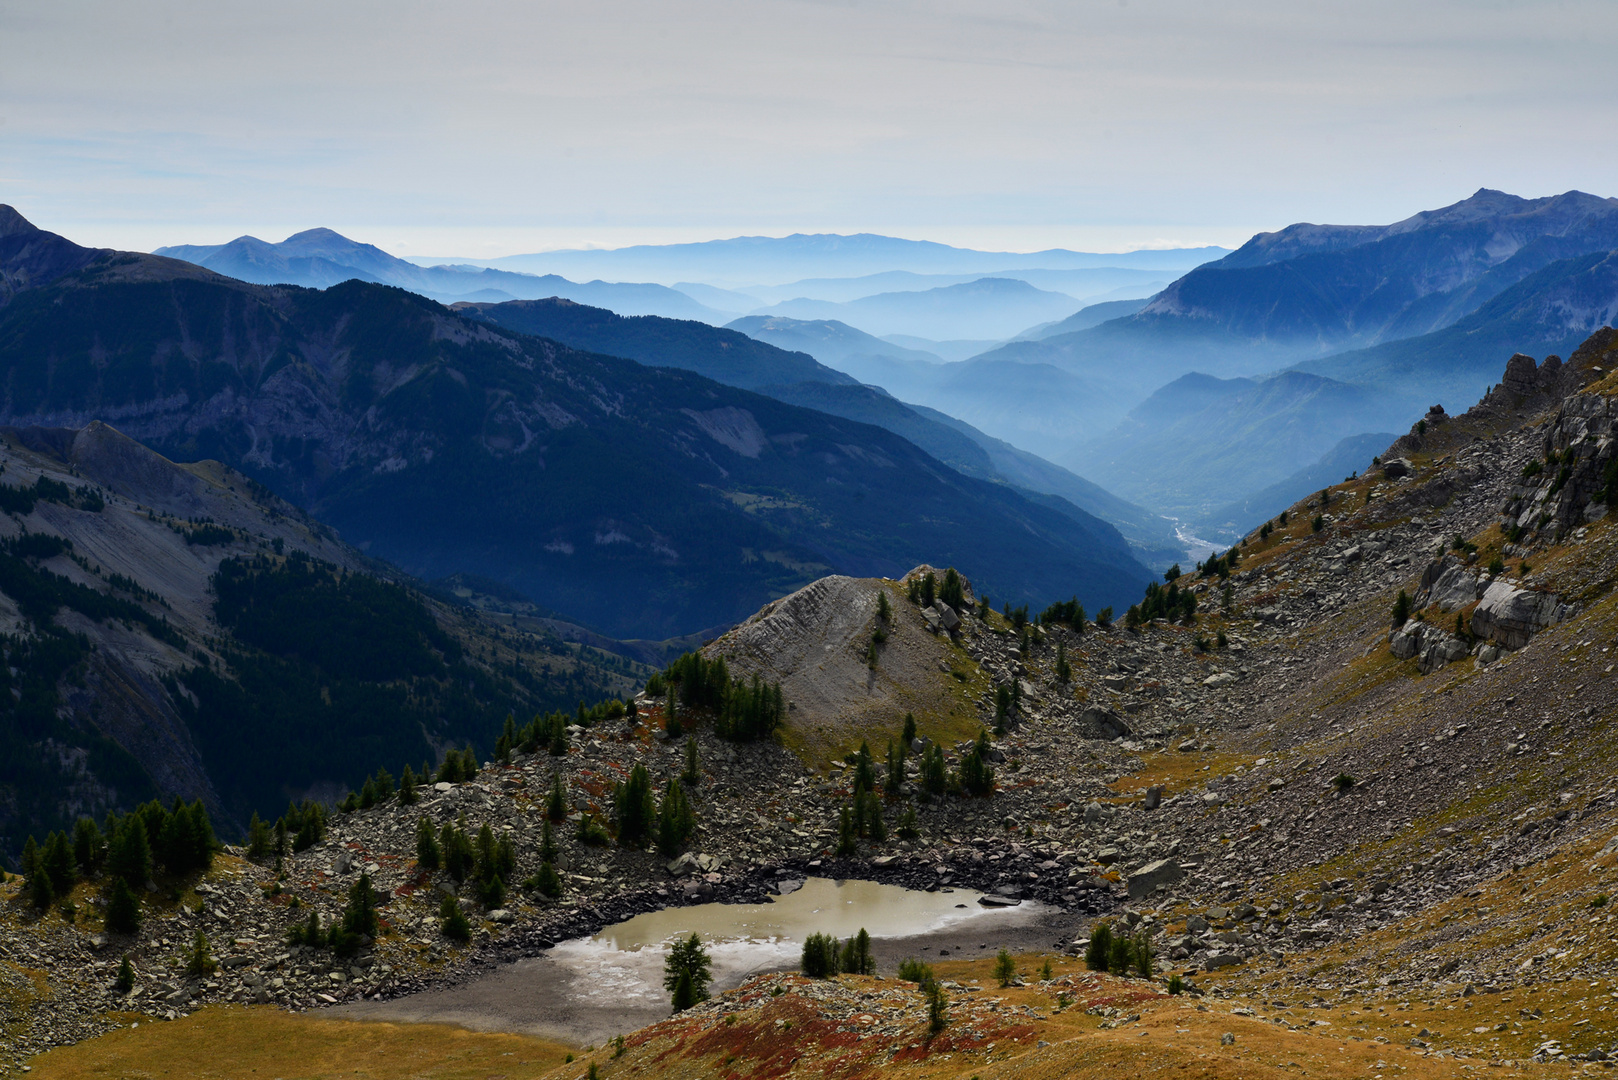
[3,0,1616,258]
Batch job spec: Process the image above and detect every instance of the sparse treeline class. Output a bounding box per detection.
[649,651,784,743]
[18,798,216,934]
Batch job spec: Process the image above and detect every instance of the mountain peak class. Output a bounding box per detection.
[0,205,42,240]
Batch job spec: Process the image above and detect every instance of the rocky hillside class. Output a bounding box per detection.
[12,329,1618,1074]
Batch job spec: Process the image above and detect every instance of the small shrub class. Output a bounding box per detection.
[1332,772,1356,793]
[1167,973,1185,995]
[184,929,218,978]
[1311,514,1325,533]
[1085,922,1113,972]
[1040,957,1054,981]
[440,895,471,942]
[898,957,935,987]
[1488,555,1506,577]
[993,948,1016,987]
[927,981,949,1034]
[1592,894,1609,909]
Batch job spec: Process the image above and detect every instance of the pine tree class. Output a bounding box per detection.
[681,737,701,785]
[21,836,53,909]
[399,764,418,805]
[416,817,441,870]
[801,932,840,977]
[247,813,272,860]
[896,803,920,840]
[530,861,563,898]
[547,773,568,822]
[104,876,141,934]
[540,819,558,864]
[184,928,217,978]
[114,954,135,993]
[994,948,1016,987]
[665,686,681,739]
[664,933,712,1011]
[656,779,696,856]
[836,805,858,856]
[1085,922,1113,972]
[72,817,104,876]
[616,763,657,847]
[852,741,877,794]
[927,981,949,1034]
[884,739,904,795]
[901,712,917,747]
[106,814,153,889]
[1055,640,1071,683]
[441,895,471,942]
[960,730,995,797]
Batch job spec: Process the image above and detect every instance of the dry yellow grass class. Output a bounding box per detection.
[25,1005,575,1080]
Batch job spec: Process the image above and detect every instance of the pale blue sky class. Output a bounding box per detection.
[2,0,1615,258]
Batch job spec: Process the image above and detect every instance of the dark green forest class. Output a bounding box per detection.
[168,554,630,825]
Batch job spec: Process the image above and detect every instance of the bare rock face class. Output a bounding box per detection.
[1468,581,1571,651]
[1387,619,1471,674]
[1414,555,1483,612]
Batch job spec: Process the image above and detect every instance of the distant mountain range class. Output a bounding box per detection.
[769,190,1618,532]
[459,299,1184,566]
[736,266,1172,306]
[747,277,1090,341]
[405,233,1228,288]
[155,229,728,321]
[2,207,1155,638]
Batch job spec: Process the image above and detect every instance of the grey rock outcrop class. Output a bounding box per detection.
[1468,581,1571,650]
[1414,556,1483,612]
[1388,619,1472,674]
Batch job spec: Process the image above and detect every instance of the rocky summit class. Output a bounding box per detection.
[9,331,1618,1077]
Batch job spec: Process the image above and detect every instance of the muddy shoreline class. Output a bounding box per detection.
[332,865,1094,1046]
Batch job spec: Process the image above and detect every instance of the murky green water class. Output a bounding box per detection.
[550,877,1047,1007]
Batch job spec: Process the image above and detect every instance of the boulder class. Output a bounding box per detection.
[1079,705,1131,740]
[1469,581,1571,650]
[1382,457,1415,480]
[937,604,961,631]
[1425,560,1483,612]
[1127,858,1183,899]
[666,852,700,877]
[1143,785,1163,810]
[1204,953,1243,970]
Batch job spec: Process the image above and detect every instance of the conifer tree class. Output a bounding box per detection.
[681,737,701,785]
[656,779,696,856]
[540,818,558,864]
[73,817,104,876]
[547,773,568,822]
[104,876,141,934]
[664,933,712,1011]
[615,763,657,847]
[106,814,153,889]
[416,817,442,870]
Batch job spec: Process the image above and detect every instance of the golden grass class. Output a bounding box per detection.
[26,1005,576,1080]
